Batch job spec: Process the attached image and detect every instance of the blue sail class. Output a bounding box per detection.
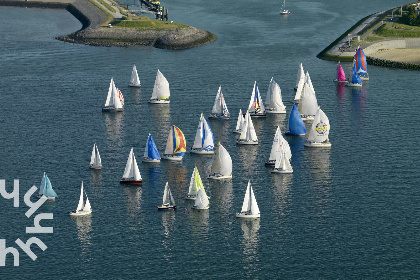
[147,134,161,160]
[287,104,306,135]
[351,62,362,84]
[42,173,58,198]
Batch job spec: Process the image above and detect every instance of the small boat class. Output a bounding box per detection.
[39,172,58,201]
[142,133,161,163]
[265,126,291,166]
[285,104,306,136]
[271,133,293,173]
[70,182,92,216]
[157,182,176,210]
[297,82,319,121]
[128,64,141,87]
[345,61,363,87]
[279,0,290,15]
[186,166,207,199]
[247,81,266,117]
[236,181,260,219]
[355,47,369,81]
[208,142,232,180]
[89,143,102,169]
[208,86,230,119]
[265,77,274,106]
[266,80,286,114]
[334,61,347,83]
[191,188,209,210]
[162,125,186,161]
[102,77,124,112]
[120,148,142,184]
[237,111,258,145]
[304,108,331,147]
[191,113,214,154]
[233,109,244,134]
[294,63,304,93]
[148,69,170,104]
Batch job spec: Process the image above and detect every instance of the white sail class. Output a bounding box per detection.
[76,182,84,212]
[95,144,102,167]
[241,181,260,215]
[269,127,281,161]
[162,182,170,205]
[268,82,286,112]
[240,112,258,142]
[305,71,315,94]
[151,69,170,100]
[131,151,142,181]
[193,188,209,209]
[299,83,318,117]
[295,63,304,88]
[111,79,123,109]
[211,142,232,176]
[307,108,330,143]
[249,184,260,215]
[122,148,142,180]
[294,65,305,101]
[265,77,274,106]
[211,86,222,114]
[188,168,197,196]
[193,113,214,150]
[247,81,265,114]
[129,65,141,86]
[164,127,174,155]
[104,78,114,107]
[143,134,151,158]
[83,196,91,212]
[235,109,244,132]
[203,118,214,149]
[239,111,250,140]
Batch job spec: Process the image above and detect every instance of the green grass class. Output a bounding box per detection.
[392,22,420,31]
[97,0,116,13]
[374,23,420,37]
[89,0,113,23]
[112,16,188,30]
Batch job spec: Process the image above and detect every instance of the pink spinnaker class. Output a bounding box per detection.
[337,65,347,82]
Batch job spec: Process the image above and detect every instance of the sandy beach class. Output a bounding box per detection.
[368,48,420,64]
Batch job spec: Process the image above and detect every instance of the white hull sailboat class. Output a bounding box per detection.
[247,81,266,117]
[237,111,258,145]
[120,148,142,184]
[191,113,214,154]
[233,109,244,134]
[39,172,58,201]
[294,63,304,93]
[128,64,141,87]
[304,108,332,148]
[191,187,209,210]
[102,77,124,112]
[158,182,176,210]
[162,125,186,161]
[186,166,207,199]
[70,182,92,216]
[208,142,232,180]
[265,126,291,166]
[266,80,286,114]
[271,131,293,173]
[236,181,260,219]
[149,69,170,104]
[209,86,230,119]
[89,143,102,169]
[280,0,290,14]
[142,133,161,163]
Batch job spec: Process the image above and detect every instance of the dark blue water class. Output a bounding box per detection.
[1,0,419,278]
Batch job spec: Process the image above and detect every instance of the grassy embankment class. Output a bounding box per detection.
[111,16,188,30]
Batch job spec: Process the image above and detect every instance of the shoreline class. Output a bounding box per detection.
[0,0,217,50]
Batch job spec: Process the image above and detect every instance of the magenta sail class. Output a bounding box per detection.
[337,65,347,82]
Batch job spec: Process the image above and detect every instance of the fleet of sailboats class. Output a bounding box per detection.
[128,64,141,87]
[158,182,176,210]
[191,113,214,154]
[103,77,124,112]
[236,181,260,219]
[39,172,58,201]
[142,133,161,163]
[209,86,230,119]
[70,182,92,216]
[89,143,102,169]
[120,148,142,184]
[162,125,187,160]
[149,69,170,104]
[208,142,232,180]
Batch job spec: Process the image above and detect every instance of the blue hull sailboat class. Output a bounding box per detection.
[39,172,58,201]
[143,133,161,163]
[285,104,306,136]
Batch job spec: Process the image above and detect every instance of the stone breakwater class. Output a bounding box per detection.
[0,0,217,50]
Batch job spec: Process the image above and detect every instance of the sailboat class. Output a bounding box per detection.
[209,86,230,119]
[334,61,347,83]
[120,148,142,184]
[191,188,209,210]
[266,81,286,114]
[208,142,232,180]
[70,182,92,216]
[297,82,319,120]
[271,133,293,173]
[237,111,258,145]
[285,104,306,136]
[142,133,161,163]
[304,108,331,147]
[294,63,304,91]
[162,125,186,161]
[265,126,291,166]
[233,109,244,134]
[186,166,206,199]
[345,61,363,87]
[247,81,266,117]
[280,0,290,15]
[102,77,124,112]
[191,113,214,154]
[128,64,141,87]
[89,143,102,169]
[355,47,369,81]
[265,77,274,106]
[157,182,176,210]
[148,69,170,104]
[236,181,260,219]
[39,172,58,201]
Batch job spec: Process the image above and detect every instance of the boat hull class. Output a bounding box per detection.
[236,212,260,218]
[233,130,241,134]
[89,165,102,170]
[236,140,258,145]
[191,205,209,210]
[345,82,362,87]
[301,115,315,121]
[157,205,176,210]
[70,210,92,216]
[185,195,196,200]
[271,168,293,174]
[334,79,348,83]
[128,83,141,87]
[266,109,286,114]
[120,179,142,185]
[249,113,266,117]
[208,114,230,120]
[190,148,214,155]
[304,141,332,148]
[142,157,160,163]
[161,154,183,161]
[208,173,232,180]
[102,107,123,112]
[285,132,306,136]
[265,160,276,166]
[148,99,170,104]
